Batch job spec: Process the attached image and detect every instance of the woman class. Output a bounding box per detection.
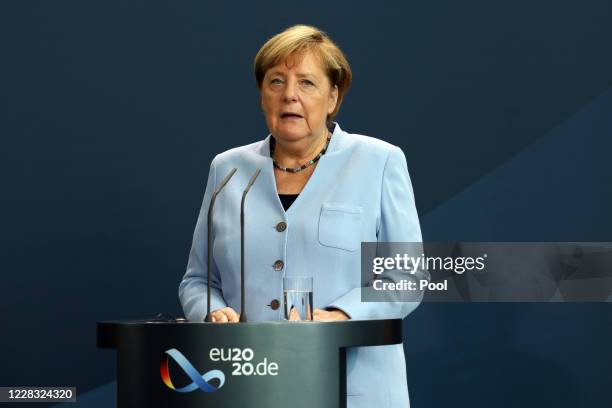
[179,25,426,408]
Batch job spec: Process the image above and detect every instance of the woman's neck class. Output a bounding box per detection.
[273,128,329,167]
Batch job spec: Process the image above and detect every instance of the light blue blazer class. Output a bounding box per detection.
[179,123,426,408]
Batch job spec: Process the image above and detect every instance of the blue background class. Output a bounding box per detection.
[1,1,611,407]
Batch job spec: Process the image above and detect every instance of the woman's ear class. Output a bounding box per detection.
[328,85,339,115]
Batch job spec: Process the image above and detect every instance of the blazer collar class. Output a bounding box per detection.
[256,122,345,158]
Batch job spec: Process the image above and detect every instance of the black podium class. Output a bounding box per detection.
[97,319,402,408]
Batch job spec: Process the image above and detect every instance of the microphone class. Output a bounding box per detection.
[239,169,262,323]
[204,168,237,323]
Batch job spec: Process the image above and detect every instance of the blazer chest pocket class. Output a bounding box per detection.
[318,203,363,252]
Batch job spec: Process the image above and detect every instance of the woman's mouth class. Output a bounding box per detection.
[280,113,303,120]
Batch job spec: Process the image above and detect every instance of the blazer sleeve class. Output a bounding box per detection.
[326,146,429,320]
[178,156,228,322]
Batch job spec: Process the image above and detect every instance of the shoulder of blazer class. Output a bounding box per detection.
[331,130,404,167]
[212,139,267,166]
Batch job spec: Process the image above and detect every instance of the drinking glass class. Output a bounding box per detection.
[283,276,313,321]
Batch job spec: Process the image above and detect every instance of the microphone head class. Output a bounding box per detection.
[215,167,237,194]
[245,169,261,190]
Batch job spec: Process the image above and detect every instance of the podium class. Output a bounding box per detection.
[97,319,402,408]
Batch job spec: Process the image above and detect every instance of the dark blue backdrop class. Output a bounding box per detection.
[1,1,611,407]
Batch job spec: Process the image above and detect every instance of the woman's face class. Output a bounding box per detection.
[261,51,338,144]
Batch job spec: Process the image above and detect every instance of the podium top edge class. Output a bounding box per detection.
[97,319,403,349]
[97,318,402,326]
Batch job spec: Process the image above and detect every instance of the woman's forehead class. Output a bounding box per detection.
[267,51,325,75]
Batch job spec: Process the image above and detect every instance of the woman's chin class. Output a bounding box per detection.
[272,128,310,143]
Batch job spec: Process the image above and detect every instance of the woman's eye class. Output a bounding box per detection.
[301,80,314,87]
[270,78,283,85]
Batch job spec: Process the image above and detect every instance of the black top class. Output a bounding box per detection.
[278,194,299,211]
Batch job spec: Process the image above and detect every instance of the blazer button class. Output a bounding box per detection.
[269,299,280,310]
[276,221,287,232]
[273,260,284,271]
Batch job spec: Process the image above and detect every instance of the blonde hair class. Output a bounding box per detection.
[254,25,352,122]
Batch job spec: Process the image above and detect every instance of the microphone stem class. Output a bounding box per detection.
[239,169,261,323]
[204,168,236,323]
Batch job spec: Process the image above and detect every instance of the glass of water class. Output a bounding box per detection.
[283,276,313,321]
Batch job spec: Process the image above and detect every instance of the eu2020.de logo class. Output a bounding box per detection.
[160,348,226,393]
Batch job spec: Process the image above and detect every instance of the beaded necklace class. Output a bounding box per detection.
[270,132,332,173]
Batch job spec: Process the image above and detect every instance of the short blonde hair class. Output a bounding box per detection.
[254,25,352,123]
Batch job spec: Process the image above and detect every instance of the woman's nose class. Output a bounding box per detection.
[282,80,298,102]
